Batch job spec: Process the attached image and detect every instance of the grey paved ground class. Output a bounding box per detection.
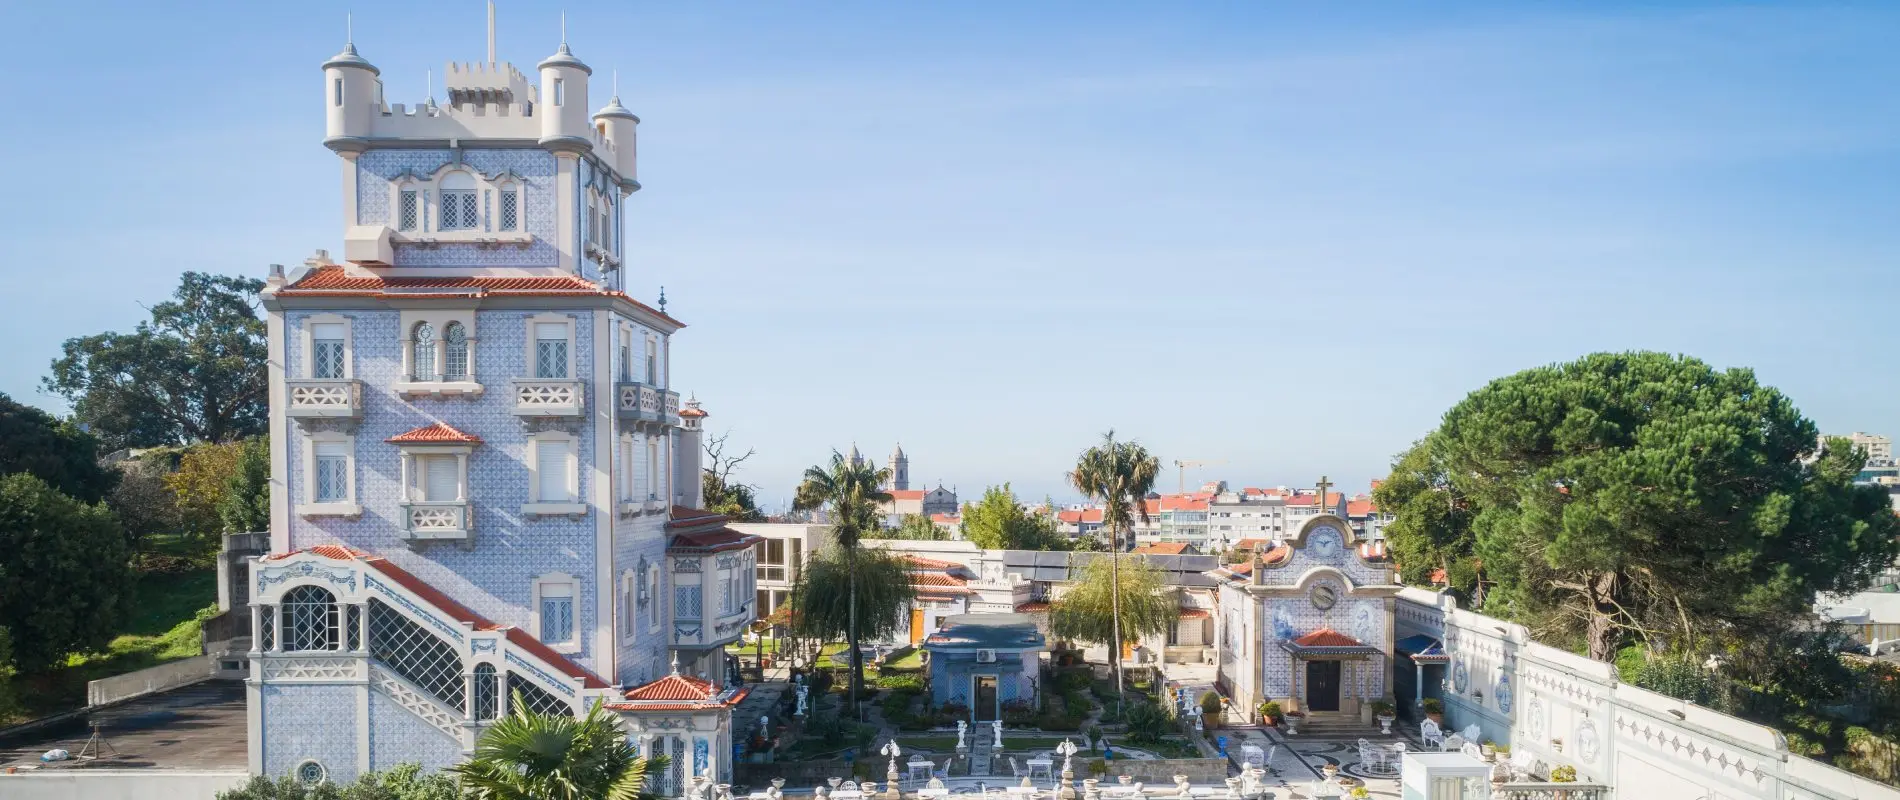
[0,681,248,771]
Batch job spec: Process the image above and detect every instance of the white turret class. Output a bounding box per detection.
[322,42,381,153]
[592,95,640,190]
[537,42,592,152]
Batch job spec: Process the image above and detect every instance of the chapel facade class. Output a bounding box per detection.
[1211,514,1399,721]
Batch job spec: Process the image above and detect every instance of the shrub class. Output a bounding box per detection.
[1635,652,1717,706]
[1369,700,1395,717]
[1422,698,1444,716]
[1124,702,1169,745]
[877,673,926,694]
[216,763,457,800]
[1549,765,1577,783]
[1198,691,1222,716]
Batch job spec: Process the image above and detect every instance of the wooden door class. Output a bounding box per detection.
[1306,660,1341,712]
[974,676,998,721]
[910,608,925,645]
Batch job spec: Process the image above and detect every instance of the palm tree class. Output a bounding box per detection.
[1067,431,1160,715]
[792,450,895,713]
[449,694,667,800]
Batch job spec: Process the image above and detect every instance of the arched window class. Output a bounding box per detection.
[412,322,436,381]
[439,171,479,230]
[442,322,469,381]
[473,662,498,720]
[282,585,340,652]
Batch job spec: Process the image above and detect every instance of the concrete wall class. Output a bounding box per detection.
[0,771,248,800]
[1102,757,1230,784]
[85,655,212,707]
[1395,588,1900,800]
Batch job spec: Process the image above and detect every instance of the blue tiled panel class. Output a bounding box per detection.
[262,684,359,781]
[356,149,559,268]
[285,308,600,672]
[368,691,463,772]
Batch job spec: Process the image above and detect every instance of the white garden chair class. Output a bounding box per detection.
[1420,718,1444,749]
[1439,734,1466,753]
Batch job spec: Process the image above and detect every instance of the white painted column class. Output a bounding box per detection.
[1415,662,1425,709]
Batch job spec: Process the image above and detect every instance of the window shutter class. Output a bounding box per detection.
[311,323,345,342]
[537,440,570,502]
[425,456,459,502]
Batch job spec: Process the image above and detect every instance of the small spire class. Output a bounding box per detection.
[561,10,567,45]
[658,285,667,313]
[346,12,353,44]
[670,651,681,676]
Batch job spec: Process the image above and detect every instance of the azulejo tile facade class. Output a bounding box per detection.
[248,27,756,791]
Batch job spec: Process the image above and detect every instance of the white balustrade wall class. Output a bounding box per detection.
[1397,588,1899,800]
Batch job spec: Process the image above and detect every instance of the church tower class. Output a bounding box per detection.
[888,443,910,491]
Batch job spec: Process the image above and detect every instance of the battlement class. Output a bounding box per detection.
[445,60,536,108]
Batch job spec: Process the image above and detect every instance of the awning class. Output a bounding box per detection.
[1396,634,1450,664]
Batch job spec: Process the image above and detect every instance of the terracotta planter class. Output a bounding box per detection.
[1427,712,1444,725]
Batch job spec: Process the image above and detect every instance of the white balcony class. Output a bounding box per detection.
[401,501,470,540]
[512,379,584,418]
[286,379,364,419]
[616,382,663,424]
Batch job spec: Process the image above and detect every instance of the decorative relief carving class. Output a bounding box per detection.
[370,665,464,740]
[673,558,701,573]
[262,656,361,682]
[504,651,577,698]
[365,574,465,644]
[259,561,358,594]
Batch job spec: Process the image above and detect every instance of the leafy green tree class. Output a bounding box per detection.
[1373,443,1482,600]
[45,272,267,450]
[108,457,184,555]
[701,430,765,522]
[702,471,765,522]
[871,513,947,541]
[0,392,117,503]
[787,546,917,667]
[1050,556,1176,657]
[164,440,246,550]
[962,484,1067,550]
[0,473,132,670]
[219,436,270,534]
[1066,431,1160,707]
[792,451,903,709]
[1377,352,1900,661]
[448,694,666,800]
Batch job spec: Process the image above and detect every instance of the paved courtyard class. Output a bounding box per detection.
[0,680,248,772]
[1220,724,1415,799]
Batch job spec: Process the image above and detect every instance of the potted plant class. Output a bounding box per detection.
[1550,765,1577,783]
[1282,709,1304,735]
[1199,692,1224,728]
[1369,700,1396,735]
[1258,701,1283,727]
[1480,739,1497,760]
[1422,698,1445,726]
[1350,788,1371,800]
[1320,762,1339,780]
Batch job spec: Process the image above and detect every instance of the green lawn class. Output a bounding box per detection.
[883,647,925,670]
[1105,737,1202,759]
[1,568,217,724]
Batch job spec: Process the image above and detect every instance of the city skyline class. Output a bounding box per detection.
[4,1,1898,509]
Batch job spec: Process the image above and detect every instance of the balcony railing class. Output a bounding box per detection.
[286,378,364,419]
[663,390,681,424]
[512,379,584,417]
[616,381,663,424]
[1495,783,1612,800]
[401,501,470,540]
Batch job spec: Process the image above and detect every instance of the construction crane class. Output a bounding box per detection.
[1172,459,1226,494]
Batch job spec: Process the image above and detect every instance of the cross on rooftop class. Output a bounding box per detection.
[1316,475,1332,508]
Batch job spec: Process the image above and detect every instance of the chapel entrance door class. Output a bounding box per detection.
[974,676,999,721]
[1306,660,1341,712]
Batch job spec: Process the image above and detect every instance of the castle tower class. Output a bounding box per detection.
[888,443,909,491]
[251,18,751,787]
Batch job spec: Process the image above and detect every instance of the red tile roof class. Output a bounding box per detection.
[386,422,482,444]
[887,490,926,501]
[1430,568,1448,585]
[264,546,607,689]
[1284,492,1344,507]
[1015,602,1050,613]
[679,407,708,419]
[1262,545,1292,565]
[667,506,729,530]
[911,573,973,592]
[905,555,963,571]
[279,266,684,327]
[1232,538,1272,551]
[1346,499,1377,517]
[1178,609,1211,619]
[1226,562,1252,576]
[623,673,718,701]
[929,513,960,525]
[1156,496,1209,512]
[1057,509,1104,524]
[1294,628,1367,649]
[1133,543,1193,555]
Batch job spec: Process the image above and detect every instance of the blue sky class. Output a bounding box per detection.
[2,2,1896,511]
